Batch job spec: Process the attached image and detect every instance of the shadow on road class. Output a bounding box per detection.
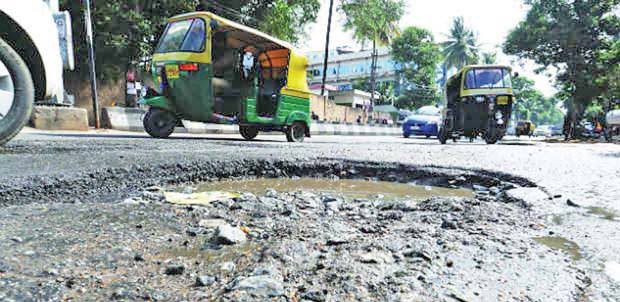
[400,137,536,147]
[32,132,283,143]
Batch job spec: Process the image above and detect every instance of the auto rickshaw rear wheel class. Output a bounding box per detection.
[286,121,305,143]
[438,127,448,144]
[143,107,177,139]
[240,125,258,140]
[484,125,499,144]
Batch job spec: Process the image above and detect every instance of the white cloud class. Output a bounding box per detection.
[302,0,558,97]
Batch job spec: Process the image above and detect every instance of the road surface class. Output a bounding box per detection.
[0,129,618,301]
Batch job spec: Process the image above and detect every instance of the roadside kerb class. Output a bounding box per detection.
[101,107,400,136]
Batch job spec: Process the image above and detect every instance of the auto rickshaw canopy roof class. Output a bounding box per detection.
[447,65,513,85]
[169,11,295,51]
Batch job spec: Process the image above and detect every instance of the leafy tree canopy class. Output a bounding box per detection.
[504,0,620,114]
[481,52,497,64]
[339,0,405,46]
[442,17,480,71]
[391,26,442,109]
[257,0,320,44]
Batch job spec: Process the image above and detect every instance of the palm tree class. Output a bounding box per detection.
[442,17,479,71]
[481,52,497,64]
[340,0,405,105]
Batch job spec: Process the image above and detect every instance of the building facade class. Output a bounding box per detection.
[306,47,399,93]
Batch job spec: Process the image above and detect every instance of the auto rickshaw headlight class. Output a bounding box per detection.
[475,96,485,103]
[495,111,503,119]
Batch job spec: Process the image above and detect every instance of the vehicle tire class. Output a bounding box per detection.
[0,38,34,146]
[403,133,410,138]
[240,125,258,140]
[286,121,305,142]
[604,128,612,142]
[143,107,177,138]
[485,130,499,144]
[438,127,448,144]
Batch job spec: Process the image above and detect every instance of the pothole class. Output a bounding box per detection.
[0,160,585,301]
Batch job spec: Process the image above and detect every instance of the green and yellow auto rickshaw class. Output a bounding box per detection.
[141,12,311,142]
[439,65,515,144]
[515,120,535,137]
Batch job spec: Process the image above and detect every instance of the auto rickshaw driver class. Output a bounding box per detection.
[211,31,234,98]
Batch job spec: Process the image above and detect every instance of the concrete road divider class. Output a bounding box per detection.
[102,107,401,136]
[31,106,89,131]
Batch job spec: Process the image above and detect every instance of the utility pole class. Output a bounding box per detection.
[320,0,335,105]
[83,0,100,128]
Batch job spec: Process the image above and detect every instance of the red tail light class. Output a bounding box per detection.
[179,63,199,71]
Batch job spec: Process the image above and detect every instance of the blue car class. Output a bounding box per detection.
[402,106,441,138]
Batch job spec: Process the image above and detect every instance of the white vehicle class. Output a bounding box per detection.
[607,109,620,126]
[533,125,553,137]
[0,0,74,145]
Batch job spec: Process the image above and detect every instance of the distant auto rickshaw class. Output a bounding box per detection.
[439,65,516,144]
[516,120,535,137]
[140,12,311,142]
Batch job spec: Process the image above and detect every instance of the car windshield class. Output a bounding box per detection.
[415,106,440,116]
[464,68,512,89]
[156,18,206,53]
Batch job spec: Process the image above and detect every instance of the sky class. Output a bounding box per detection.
[301,0,558,97]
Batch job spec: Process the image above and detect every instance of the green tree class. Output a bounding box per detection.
[481,52,497,64]
[504,0,620,136]
[442,17,480,71]
[61,0,196,80]
[512,77,563,125]
[596,39,620,107]
[391,26,442,109]
[340,0,405,105]
[258,0,320,43]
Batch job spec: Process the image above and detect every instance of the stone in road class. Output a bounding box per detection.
[0,129,619,300]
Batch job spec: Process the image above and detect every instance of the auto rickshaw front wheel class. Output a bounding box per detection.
[240,125,258,140]
[143,107,177,139]
[286,122,306,143]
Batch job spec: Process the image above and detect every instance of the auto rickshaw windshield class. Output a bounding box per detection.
[464,68,512,89]
[156,18,206,53]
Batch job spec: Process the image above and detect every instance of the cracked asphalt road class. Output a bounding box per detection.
[1,128,619,301]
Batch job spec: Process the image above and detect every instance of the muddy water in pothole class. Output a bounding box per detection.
[191,178,474,201]
[533,236,583,260]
